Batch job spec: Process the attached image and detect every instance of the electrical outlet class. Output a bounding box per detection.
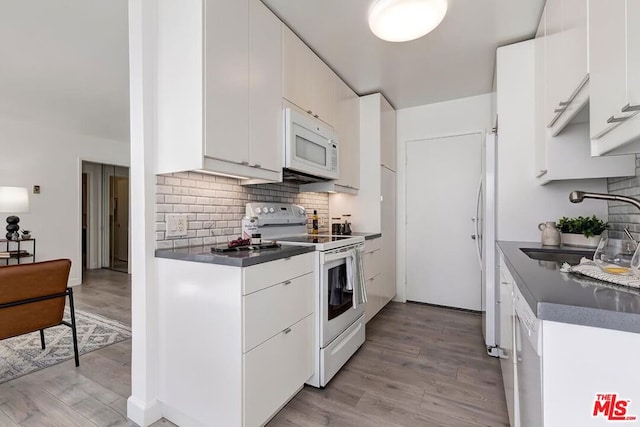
[166,214,188,237]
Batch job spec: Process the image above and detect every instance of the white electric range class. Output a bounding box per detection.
[246,202,366,387]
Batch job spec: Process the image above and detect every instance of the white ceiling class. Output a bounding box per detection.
[263,0,545,109]
[0,0,543,142]
[0,0,129,141]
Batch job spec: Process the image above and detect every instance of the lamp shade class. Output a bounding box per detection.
[0,187,30,213]
[368,0,448,42]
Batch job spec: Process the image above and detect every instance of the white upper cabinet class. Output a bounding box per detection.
[590,0,640,155]
[204,0,249,165]
[310,56,336,126]
[282,25,312,114]
[155,0,282,181]
[248,0,282,173]
[282,25,335,127]
[534,10,547,178]
[543,0,589,136]
[380,95,396,171]
[532,0,636,182]
[333,78,360,190]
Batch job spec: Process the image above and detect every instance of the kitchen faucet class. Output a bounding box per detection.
[569,191,640,212]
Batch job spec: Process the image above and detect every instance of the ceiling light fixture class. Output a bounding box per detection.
[368,0,448,42]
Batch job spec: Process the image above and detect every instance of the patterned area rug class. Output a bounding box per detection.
[0,308,131,384]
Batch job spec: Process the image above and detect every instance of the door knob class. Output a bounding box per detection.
[471,234,477,240]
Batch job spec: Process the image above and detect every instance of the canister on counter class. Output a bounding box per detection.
[242,217,258,240]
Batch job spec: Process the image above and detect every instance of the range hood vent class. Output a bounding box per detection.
[282,168,330,184]
[299,181,358,195]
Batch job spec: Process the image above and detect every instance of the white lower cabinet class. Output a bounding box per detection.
[244,314,314,427]
[157,252,314,427]
[498,250,640,427]
[498,252,517,427]
[364,238,387,323]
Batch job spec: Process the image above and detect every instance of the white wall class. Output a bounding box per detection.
[0,115,129,285]
[496,41,608,242]
[396,93,495,302]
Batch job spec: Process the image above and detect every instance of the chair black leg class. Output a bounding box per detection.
[39,329,45,350]
[67,288,80,367]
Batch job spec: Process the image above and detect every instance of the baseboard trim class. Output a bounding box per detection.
[127,396,162,427]
[162,404,209,427]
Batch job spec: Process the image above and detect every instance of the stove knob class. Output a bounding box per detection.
[255,207,262,214]
[262,206,269,213]
[269,207,275,213]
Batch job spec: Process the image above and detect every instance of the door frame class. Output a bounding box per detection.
[401,130,486,304]
[80,159,131,274]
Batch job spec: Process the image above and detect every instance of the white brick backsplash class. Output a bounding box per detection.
[155,171,330,249]
[607,154,640,241]
[156,185,172,195]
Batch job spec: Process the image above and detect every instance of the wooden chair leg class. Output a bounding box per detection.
[39,329,45,350]
[67,288,80,367]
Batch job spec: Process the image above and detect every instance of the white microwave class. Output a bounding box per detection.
[284,108,339,180]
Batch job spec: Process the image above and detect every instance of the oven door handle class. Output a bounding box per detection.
[323,250,353,264]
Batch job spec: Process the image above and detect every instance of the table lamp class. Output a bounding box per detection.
[0,186,30,240]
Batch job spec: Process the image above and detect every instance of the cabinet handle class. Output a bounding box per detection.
[536,169,548,178]
[313,114,319,118]
[306,110,313,114]
[622,103,640,113]
[283,280,291,286]
[252,164,261,168]
[283,327,292,334]
[240,161,249,165]
[607,115,630,124]
[284,257,291,261]
[547,75,590,128]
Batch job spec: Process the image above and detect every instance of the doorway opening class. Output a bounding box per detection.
[82,161,130,276]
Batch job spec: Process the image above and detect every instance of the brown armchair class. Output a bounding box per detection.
[0,259,79,366]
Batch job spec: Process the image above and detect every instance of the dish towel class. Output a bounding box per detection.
[345,247,367,305]
[561,257,640,289]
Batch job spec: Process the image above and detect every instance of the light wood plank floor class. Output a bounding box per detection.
[0,269,174,427]
[0,269,508,426]
[268,303,509,427]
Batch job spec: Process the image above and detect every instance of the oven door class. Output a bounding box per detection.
[320,249,364,347]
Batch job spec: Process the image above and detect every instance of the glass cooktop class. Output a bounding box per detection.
[277,235,354,244]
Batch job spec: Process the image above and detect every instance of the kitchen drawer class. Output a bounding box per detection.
[364,238,382,280]
[243,314,314,427]
[364,247,381,280]
[243,272,314,352]
[243,252,314,295]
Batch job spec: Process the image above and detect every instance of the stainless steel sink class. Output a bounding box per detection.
[520,248,594,265]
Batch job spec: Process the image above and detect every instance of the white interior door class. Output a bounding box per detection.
[406,133,482,310]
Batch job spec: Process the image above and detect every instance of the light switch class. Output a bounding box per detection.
[166,214,188,237]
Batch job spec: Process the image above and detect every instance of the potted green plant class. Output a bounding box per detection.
[557,216,608,247]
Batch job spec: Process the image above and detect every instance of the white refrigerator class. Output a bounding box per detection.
[477,132,498,356]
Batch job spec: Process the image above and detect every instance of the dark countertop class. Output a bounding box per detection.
[350,232,382,240]
[155,244,315,267]
[498,241,640,333]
